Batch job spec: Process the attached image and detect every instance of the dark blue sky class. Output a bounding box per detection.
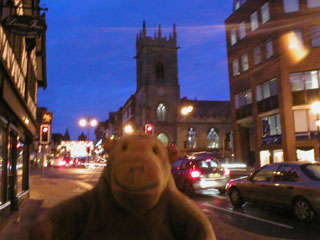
[37,0,232,140]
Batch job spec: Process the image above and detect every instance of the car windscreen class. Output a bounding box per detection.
[301,164,320,181]
[195,160,218,169]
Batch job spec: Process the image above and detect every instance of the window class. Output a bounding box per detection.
[262,113,281,137]
[207,128,219,148]
[293,109,318,132]
[265,39,273,59]
[256,78,277,101]
[234,89,252,109]
[254,46,261,65]
[16,141,24,194]
[250,11,258,31]
[301,164,320,181]
[232,58,239,76]
[157,103,166,121]
[307,0,320,8]
[290,70,320,91]
[239,21,246,40]
[241,53,249,71]
[274,165,299,182]
[252,165,278,181]
[261,2,270,24]
[311,25,320,47]
[283,0,300,13]
[187,128,197,149]
[231,28,237,46]
[0,129,3,204]
[155,61,165,79]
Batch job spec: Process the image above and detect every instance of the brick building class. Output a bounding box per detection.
[225,0,320,166]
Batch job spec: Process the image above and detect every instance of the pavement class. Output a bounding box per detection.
[0,169,89,240]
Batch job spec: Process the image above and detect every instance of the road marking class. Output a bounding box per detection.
[202,203,294,230]
[73,181,94,190]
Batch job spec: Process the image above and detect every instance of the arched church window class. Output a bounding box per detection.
[155,61,165,79]
[187,127,197,149]
[157,133,169,146]
[157,103,166,121]
[207,127,219,148]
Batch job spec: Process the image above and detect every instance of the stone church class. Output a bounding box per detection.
[98,21,232,155]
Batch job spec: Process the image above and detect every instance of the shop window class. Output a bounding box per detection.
[207,128,219,148]
[250,11,258,32]
[157,103,166,122]
[260,151,270,167]
[307,0,320,8]
[283,0,300,13]
[187,128,197,149]
[16,141,24,194]
[311,25,320,47]
[239,21,246,40]
[254,46,261,65]
[273,149,283,163]
[297,148,315,162]
[231,28,237,46]
[261,2,270,24]
[241,53,249,72]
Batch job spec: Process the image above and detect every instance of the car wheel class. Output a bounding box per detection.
[183,181,195,196]
[293,198,314,222]
[218,188,226,194]
[229,187,244,208]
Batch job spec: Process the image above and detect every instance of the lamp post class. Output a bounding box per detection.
[311,101,320,160]
[79,117,98,141]
[123,124,134,135]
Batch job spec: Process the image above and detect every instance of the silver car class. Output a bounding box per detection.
[226,162,320,222]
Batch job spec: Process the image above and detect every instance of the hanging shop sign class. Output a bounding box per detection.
[2,15,47,36]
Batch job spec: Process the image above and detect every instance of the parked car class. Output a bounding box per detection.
[226,161,320,222]
[171,156,230,195]
[50,157,75,167]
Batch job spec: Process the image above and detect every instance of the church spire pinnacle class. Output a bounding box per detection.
[173,23,177,40]
[142,20,146,37]
[158,24,162,38]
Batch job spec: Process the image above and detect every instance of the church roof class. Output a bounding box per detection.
[180,97,231,119]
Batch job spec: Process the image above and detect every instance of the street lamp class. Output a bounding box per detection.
[78,117,98,141]
[311,101,320,160]
[181,105,193,116]
[124,124,134,135]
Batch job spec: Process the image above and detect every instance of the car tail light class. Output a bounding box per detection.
[224,168,230,176]
[190,170,201,178]
[70,160,74,165]
[59,160,66,166]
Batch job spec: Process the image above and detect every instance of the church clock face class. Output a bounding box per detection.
[158,87,165,96]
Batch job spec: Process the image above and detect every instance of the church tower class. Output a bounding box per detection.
[134,21,180,145]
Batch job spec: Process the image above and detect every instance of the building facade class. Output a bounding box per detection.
[0,1,47,223]
[225,0,320,167]
[99,22,232,155]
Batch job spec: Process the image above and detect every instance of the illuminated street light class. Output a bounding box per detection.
[311,101,320,114]
[79,117,98,141]
[181,106,193,115]
[124,124,134,134]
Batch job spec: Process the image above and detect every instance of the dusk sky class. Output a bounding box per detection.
[37,0,233,140]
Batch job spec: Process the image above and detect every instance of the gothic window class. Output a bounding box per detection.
[157,103,166,121]
[207,128,219,148]
[157,133,169,146]
[155,61,165,79]
[187,127,197,149]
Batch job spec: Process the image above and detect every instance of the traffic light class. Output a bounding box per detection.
[144,124,154,135]
[40,124,50,144]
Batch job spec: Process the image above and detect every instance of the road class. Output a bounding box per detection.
[31,167,320,240]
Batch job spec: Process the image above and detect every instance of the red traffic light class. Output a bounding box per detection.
[144,124,154,134]
[42,127,48,133]
[40,124,50,144]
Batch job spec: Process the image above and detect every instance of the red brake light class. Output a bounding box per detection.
[205,159,211,163]
[224,168,230,176]
[191,170,201,178]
